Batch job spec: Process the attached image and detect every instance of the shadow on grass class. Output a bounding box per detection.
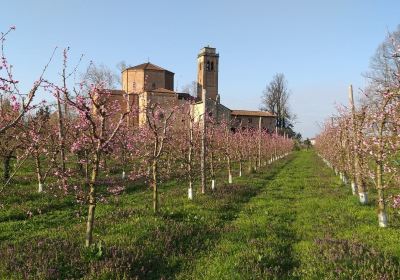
[0,156,296,279]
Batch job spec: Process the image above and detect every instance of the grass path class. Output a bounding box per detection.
[177,150,400,280]
[1,150,400,279]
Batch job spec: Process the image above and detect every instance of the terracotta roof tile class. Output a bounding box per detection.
[126,62,173,73]
[148,88,176,94]
[231,110,276,117]
[177,92,196,101]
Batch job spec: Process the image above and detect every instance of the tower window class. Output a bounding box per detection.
[211,61,214,71]
[199,64,202,71]
[206,60,210,71]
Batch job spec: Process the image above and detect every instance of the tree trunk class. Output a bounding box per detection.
[200,89,206,194]
[258,116,262,168]
[3,154,12,181]
[356,155,368,205]
[103,157,107,172]
[121,149,126,179]
[188,118,193,199]
[210,151,215,190]
[376,162,388,227]
[167,156,171,179]
[188,154,193,200]
[351,179,357,195]
[56,90,66,184]
[85,153,99,247]
[227,156,232,184]
[188,181,193,200]
[85,150,89,183]
[239,160,242,177]
[152,160,159,213]
[77,151,84,175]
[35,154,43,192]
[342,174,348,185]
[349,85,365,204]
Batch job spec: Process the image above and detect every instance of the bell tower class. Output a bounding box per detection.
[197,46,219,101]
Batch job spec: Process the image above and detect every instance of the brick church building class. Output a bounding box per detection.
[111,46,276,131]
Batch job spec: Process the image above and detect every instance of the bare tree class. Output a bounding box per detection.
[81,62,119,90]
[116,61,131,87]
[260,73,294,129]
[364,25,400,91]
[181,81,197,97]
[116,60,131,72]
[359,25,400,117]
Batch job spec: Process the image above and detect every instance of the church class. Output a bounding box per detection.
[112,46,276,131]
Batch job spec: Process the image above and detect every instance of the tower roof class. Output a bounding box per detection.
[125,62,174,73]
[198,46,219,57]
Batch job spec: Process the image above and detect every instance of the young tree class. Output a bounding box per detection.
[0,26,54,135]
[348,87,369,204]
[22,107,59,192]
[0,98,22,181]
[220,122,234,184]
[363,91,396,227]
[179,102,200,200]
[65,82,131,246]
[206,118,221,190]
[130,103,176,213]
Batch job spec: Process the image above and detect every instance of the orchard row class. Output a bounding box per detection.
[1,27,293,246]
[315,86,400,227]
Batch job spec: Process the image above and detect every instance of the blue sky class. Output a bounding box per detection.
[2,0,400,138]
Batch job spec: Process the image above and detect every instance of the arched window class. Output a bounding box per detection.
[199,63,202,71]
[206,60,210,71]
[211,61,214,71]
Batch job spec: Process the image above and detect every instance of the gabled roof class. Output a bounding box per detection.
[231,110,276,117]
[125,62,174,73]
[148,88,176,94]
[177,92,196,101]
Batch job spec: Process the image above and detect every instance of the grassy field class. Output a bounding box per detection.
[1,150,400,279]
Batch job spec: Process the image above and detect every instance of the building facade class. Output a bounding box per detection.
[113,47,276,131]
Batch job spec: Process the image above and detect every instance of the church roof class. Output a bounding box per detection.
[126,62,174,73]
[177,92,196,101]
[148,88,176,94]
[231,110,276,117]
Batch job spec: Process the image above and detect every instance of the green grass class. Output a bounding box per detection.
[1,150,400,279]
